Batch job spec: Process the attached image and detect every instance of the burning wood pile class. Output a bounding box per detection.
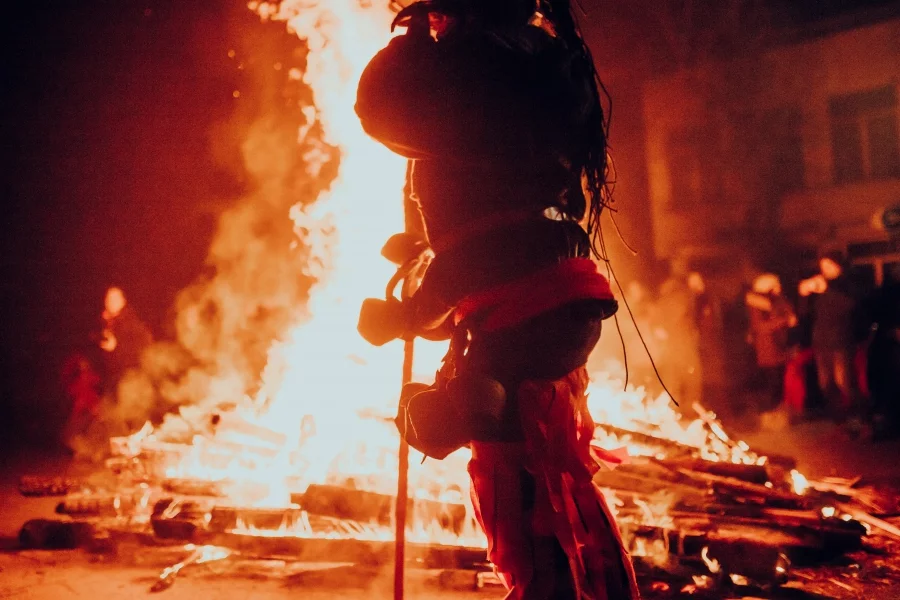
[16,399,900,599]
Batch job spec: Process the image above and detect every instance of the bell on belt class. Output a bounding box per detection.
[395,383,469,460]
[358,297,407,346]
[394,374,509,460]
[447,373,507,440]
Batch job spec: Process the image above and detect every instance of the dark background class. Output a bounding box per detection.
[0,0,277,441]
[1,0,895,443]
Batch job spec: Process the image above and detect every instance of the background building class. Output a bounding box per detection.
[643,5,900,290]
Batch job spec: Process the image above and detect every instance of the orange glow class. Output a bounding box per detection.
[107,1,807,551]
[791,469,810,495]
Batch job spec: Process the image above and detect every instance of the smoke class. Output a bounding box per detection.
[109,14,334,437]
[170,116,327,404]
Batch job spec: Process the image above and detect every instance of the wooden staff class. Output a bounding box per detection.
[394,338,414,600]
[394,161,427,600]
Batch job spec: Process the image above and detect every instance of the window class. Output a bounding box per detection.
[832,119,865,182]
[767,107,805,194]
[829,85,900,183]
[869,113,900,178]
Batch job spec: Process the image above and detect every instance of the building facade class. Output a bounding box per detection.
[643,10,900,287]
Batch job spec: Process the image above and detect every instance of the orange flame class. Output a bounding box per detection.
[108,0,802,551]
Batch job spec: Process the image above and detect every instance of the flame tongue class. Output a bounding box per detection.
[246,0,439,504]
[125,0,470,520]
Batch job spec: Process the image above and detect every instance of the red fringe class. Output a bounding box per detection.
[468,367,640,599]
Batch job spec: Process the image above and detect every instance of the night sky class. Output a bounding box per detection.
[1,0,896,443]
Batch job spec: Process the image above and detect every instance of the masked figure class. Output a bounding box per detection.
[356,1,639,598]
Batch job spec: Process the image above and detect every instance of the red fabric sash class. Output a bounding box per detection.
[455,258,615,332]
[468,367,640,600]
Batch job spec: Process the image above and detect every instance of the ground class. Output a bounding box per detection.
[0,446,498,599]
[0,550,496,600]
[739,419,900,483]
[2,418,900,600]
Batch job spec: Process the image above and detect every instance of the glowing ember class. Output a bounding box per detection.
[792,470,810,495]
[700,547,721,574]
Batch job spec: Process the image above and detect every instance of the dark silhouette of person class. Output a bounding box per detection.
[355,1,638,597]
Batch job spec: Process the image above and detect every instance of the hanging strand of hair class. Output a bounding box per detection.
[540,0,613,261]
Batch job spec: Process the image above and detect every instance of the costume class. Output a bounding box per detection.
[356,3,639,597]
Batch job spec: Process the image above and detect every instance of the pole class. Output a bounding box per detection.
[394,337,414,600]
[394,161,424,600]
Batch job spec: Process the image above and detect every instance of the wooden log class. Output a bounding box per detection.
[617,504,865,538]
[18,476,80,497]
[292,485,393,524]
[138,502,871,588]
[597,469,693,497]
[685,518,860,557]
[670,504,866,538]
[593,425,696,458]
[150,498,214,541]
[671,467,809,509]
[208,505,306,533]
[612,522,795,584]
[206,500,468,545]
[149,505,861,592]
[656,458,771,486]
[836,502,900,542]
[56,494,122,517]
[645,524,793,585]
[419,544,490,570]
[674,516,861,566]
[292,484,467,534]
[607,458,797,507]
[809,480,895,515]
[207,533,386,565]
[602,459,810,513]
[596,466,709,500]
[147,484,467,541]
[162,478,226,498]
[202,517,850,583]
[112,437,280,471]
[212,413,287,448]
[698,537,790,585]
[19,519,98,550]
[113,518,490,572]
[203,507,862,574]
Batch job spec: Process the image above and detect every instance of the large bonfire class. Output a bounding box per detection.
[110,0,775,547]
[26,5,897,596]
